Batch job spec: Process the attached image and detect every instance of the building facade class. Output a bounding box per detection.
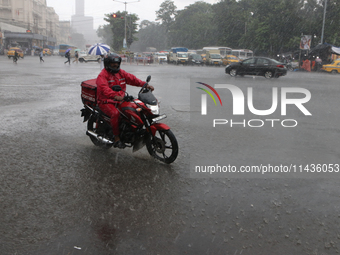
[59,21,71,45]
[0,0,66,52]
[71,0,99,48]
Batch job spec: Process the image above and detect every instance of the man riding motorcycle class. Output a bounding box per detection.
[96,53,154,148]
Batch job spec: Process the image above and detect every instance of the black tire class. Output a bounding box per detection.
[87,115,112,149]
[229,69,237,77]
[146,129,178,164]
[264,71,273,79]
[79,58,84,63]
[331,70,338,74]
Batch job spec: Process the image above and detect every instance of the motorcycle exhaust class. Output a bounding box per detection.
[86,130,114,145]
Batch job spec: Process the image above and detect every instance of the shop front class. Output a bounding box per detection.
[3,31,56,55]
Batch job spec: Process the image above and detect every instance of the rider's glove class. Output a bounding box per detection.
[146,85,154,91]
[114,96,124,101]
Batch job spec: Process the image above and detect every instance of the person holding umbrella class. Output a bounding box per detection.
[39,50,44,62]
[64,48,71,64]
[73,49,80,63]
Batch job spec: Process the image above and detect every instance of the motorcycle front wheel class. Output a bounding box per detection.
[146,129,178,164]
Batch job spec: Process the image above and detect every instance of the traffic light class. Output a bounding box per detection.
[112,13,124,19]
[127,38,133,44]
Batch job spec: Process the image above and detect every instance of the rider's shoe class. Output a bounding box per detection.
[114,140,126,149]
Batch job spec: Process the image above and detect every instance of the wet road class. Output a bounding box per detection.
[1,56,340,254]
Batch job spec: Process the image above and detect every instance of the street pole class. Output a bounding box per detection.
[321,0,327,44]
[112,0,140,50]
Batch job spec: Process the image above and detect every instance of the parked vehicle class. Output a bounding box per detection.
[231,49,253,60]
[169,52,188,65]
[222,55,240,66]
[203,46,232,58]
[322,59,340,74]
[79,54,101,63]
[154,52,167,63]
[188,54,204,66]
[201,54,207,64]
[169,47,188,64]
[80,76,178,164]
[7,47,24,59]
[225,57,287,78]
[205,49,222,66]
[175,52,188,65]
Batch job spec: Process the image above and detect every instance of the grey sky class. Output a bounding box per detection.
[46,0,219,29]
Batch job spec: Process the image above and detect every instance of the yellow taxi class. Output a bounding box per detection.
[7,47,24,59]
[43,48,52,56]
[222,55,240,66]
[322,59,340,74]
[201,54,206,64]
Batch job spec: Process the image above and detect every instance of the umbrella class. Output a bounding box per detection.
[75,49,81,51]
[88,43,110,55]
[65,48,72,53]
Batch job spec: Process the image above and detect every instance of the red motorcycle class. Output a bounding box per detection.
[80,75,178,164]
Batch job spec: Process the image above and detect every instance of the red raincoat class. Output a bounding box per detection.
[96,68,145,103]
[96,68,145,135]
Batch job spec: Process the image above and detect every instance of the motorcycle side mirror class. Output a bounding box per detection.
[112,85,122,92]
[146,75,151,83]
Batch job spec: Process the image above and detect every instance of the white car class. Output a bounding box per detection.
[155,53,167,63]
[78,54,101,63]
[78,51,87,57]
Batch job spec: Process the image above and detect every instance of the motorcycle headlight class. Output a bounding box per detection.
[146,104,160,115]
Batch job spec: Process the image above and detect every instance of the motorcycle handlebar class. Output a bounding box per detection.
[124,95,134,102]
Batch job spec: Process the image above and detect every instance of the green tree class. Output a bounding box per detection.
[170,2,216,49]
[156,0,177,48]
[322,0,340,45]
[212,0,246,49]
[132,21,167,52]
[235,0,305,55]
[100,11,139,51]
[97,25,113,47]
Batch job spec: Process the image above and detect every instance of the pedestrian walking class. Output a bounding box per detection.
[100,54,105,70]
[73,51,79,63]
[315,56,322,71]
[39,50,44,62]
[100,53,107,70]
[64,51,71,65]
[13,50,19,64]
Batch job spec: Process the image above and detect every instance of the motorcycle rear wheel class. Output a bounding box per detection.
[87,115,112,149]
[146,129,178,164]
